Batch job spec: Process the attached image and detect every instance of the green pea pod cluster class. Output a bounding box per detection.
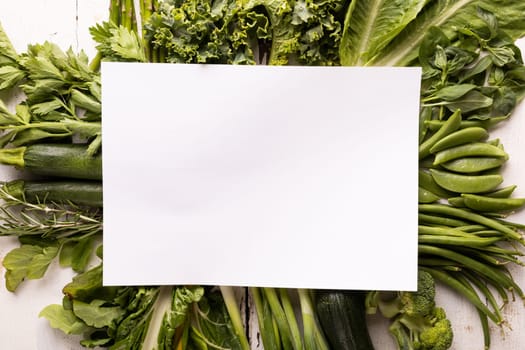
[416,15,525,347]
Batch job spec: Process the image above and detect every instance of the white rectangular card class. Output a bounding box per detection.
[102,63,421,291]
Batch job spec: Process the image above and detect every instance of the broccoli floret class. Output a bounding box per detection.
[367,270,435,318]
[366,270,453,350]
[418,308,453,350]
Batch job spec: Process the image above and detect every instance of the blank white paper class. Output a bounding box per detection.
[102,63,421,291]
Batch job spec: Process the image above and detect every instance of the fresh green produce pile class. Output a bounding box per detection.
[1,0,525,349]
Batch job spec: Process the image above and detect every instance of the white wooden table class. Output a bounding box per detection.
[0,1,524,349]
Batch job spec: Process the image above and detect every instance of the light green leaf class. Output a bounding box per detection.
[373,0,525,66]
[39,304,90,335]
[340,0,427,65]
[0,65,25,90]
[109,26,146,62]
[73,299,126,328]
[10,127,72,147]
[29,98,67,116]
[3,244,59,291]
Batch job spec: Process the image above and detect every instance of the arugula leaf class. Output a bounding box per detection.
[2,244,59,291]
[39,304,91,335]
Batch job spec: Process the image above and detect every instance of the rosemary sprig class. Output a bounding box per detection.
[0,183,102,239]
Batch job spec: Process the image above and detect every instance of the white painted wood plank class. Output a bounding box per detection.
[0,0,77,54]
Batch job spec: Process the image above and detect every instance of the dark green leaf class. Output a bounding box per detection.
[445,90,493,113]
[73,299,126,328]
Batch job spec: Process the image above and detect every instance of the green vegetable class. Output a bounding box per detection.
[315,290,374,350]
[366,271,453,350]
[429,168,503,194]
[440,156,506,173]
[419,109,461,160]
[461,193,525,212]
[41,264,248,350]
[428,126,488,153]
[432,142,508,165]
[0,144,102,180]
[4,179,102,207]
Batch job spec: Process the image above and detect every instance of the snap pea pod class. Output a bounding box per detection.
[461,194,525,212]
[484,185,517,198]
[430,169,503,194]
[433,143,508,166]
[441,157,506,173]
[448,197,465,207]
[419,170,454,199]
[429,127,488,154]
[419,109,461,160]
[424,116,508,131]
[418,187,440,203]
[418,204,523,242]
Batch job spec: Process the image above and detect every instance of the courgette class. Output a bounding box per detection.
[315,290,375,350]
[0,143,102,180]
[4,179,103,207]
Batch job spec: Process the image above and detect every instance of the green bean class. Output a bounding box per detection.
[419,225,477,238]
[461,194,525,212]
[418,187,440,203]
[457,224,487,232]
[429,127,488,154]
[469,230,504,237]
[456,271,500,350]
[419,109,461,160]
[457,271,504,326]
[418,213,470,227]
[418,235,500,247]
[485,185,517,198]
[430,169,503,194]
[420,267,501,324]
[419,245,515,289]
[441,157,506,173]
[418,257,460,267]
[433,143,508,166]
[418,204,523,241]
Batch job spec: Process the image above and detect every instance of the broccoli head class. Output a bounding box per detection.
[366,270,453,350]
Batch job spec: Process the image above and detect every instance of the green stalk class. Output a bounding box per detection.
[279,289,302,350]
[140,0,154,61]
[298,289,329,350]
[0,147,25,167]
[110,0,121,25]
[250,287,281,350]
[263,288,295,350]
[219,286,250,350]
[122,0,135,30]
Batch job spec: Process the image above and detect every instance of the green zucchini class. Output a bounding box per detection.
[0,143,102,180]
[315,290,375,350]
[4,179,103,207]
